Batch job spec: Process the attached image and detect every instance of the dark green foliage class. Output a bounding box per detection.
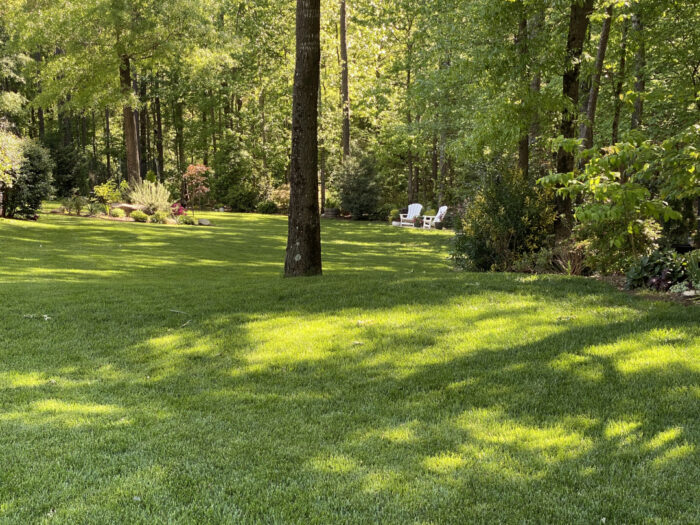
[452,169,556,271]
[369,203,394,221]
[256,200,279,214]
[334,155,380,220]
[211,139,260,212]
[625,250,689,290]
[2,140,53,219]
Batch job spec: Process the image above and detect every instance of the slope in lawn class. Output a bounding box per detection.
[0,212,698,523]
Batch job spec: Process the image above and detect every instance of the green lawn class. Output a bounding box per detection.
[0,212,698,524]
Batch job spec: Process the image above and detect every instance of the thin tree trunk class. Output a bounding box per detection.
[120,54,141,185]
[340,0,350,160]
[580,4,613,149]
[202,108,208,166]
[630,12,645,129]
[516,8,529,177]
[38,107,45,141]
[154,94,164,180]
[174,101,185,174]
[138,79,148,177]
[555,0,594,238]
[285,0,322,277]
[611,20,628,144]
[105,108,111,179]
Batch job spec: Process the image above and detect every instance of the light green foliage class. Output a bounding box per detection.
[0,129,23,188]
[178,214,195,225]
[93,180,122,213]
[0,132,53,218]
[389,208,400,222]
[539,131,695,272]
[130,210,148,223]
[129,181,171,215]
[150,210,169,224]
[109,207,125,218]
[0,213,697,522]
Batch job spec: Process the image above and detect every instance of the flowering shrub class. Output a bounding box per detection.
[182,164,210,214]
[171,202,186,216]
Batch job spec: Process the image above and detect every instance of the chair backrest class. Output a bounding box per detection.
[435,206,448,222]
[407,203,423,219]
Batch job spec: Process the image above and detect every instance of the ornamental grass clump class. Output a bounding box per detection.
[129,181,171,215]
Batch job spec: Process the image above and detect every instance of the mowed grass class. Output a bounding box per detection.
[0,211,698,524]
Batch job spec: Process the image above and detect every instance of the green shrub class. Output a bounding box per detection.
[388,208,400,222]
[256,200,279,214]
[93,180,122,213]
[87,200,103,216]
[324,196,341,210]
[150,210,169,224]
[0,133,54,219]
[334,156,381,219]
[178,214,196,225]
[129,181,171,214]
[625,250,688,291]
[687,250,700,288]
[369,203,394,221]
[131,210,148,223]
[109,207,125,218]
[452,169,556,271]
[424,208,437,218]
[65,193,87,215]
[270,186,290,212]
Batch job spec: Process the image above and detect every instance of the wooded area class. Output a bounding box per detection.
[1,0,698,280]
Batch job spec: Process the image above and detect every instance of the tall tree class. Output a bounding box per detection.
[285,0,322,277]
[555,0,594,237]
[580,3,614,149]
[630,10,645,129]
[339,0,350,160]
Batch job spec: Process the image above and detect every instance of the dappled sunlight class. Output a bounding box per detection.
[1,212,698,522]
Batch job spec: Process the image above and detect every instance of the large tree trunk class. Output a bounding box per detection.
[119,55,141,185]
[554,0,594,238]
[611,20,628,144]
[340,0,350,160]
[630,12,645,129]
[285,0,322,277]
[581,4,613,149]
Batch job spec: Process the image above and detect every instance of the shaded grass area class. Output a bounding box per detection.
[0,212,698,523]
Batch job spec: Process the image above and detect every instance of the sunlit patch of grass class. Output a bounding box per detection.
[0,211,698,523]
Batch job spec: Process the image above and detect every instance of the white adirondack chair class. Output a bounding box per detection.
[423,206,448,229]
[399,203,423,227]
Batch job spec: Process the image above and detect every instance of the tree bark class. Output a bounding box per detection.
[285,0,322,277]
[555,0,594,238]
[581,4,613,149]
[38,107,45,141]
[340,0,350,160]
[611,20,628,144]
[516,9,529,177]
[105,108,112,179]
[154,94,164,180]
[119,54,141,185]
[630,12,645,129]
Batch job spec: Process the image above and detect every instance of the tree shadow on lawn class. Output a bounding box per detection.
[1,295,698,522]
[1,214,699,522]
